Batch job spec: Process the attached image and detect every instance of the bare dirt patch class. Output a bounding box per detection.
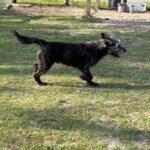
[95,10,150,32]
[12,5,84,16]
[12,6,150,31]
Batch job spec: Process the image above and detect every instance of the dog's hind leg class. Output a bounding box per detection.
[33,62,53,86]
[33,63,38,73]
[33,52,54,86]
[80,67,99,86]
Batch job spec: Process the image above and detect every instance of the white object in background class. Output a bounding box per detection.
[127,3,147,13]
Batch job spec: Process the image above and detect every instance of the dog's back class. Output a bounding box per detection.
[44,42,89,67]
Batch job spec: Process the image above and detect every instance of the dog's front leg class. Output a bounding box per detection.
[80,67,99,86]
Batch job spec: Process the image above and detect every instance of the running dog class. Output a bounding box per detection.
[12,31,126,86]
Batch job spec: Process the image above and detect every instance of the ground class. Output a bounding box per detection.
[13,6,150,31]
[0,6,150,150]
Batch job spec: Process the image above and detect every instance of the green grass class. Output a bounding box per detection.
[0,9,150,150]
[16,0,150,9]
[17,0,107,8]
[146,2,150,9]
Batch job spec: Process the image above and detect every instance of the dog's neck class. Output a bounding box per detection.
[97,47,109,59]
[85,39,109,58]
[85,39,106,48]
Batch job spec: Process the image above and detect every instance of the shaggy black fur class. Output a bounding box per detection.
[12,31,126,86]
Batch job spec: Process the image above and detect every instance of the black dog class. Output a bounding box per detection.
[12,31,126,86]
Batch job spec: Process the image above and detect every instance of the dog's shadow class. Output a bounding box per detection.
[47,82,150,90]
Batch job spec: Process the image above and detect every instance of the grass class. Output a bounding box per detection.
[15,0,150,9]
[17,0,107,8]
[146,2,150,9]
[0,8,150,150]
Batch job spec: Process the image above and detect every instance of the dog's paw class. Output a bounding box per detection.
[86,81,99,87]
[38,82,48,86]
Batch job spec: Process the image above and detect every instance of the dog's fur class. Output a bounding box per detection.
[12,31,126,86]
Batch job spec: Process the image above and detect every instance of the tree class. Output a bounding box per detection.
[96,0,100,10]
[64,0,69,6]
[108,0,111,8]
[12,0,16,3]
[86,0,91,16]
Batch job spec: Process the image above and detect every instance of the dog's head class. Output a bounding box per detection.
[101,33,127,58]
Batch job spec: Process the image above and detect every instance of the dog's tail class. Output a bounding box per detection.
[11,30,47,46]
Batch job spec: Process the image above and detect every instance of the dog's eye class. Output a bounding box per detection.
[115,44,120,47]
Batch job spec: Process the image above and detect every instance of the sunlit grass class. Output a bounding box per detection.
[0,9,150,150]
[146,2,150,9]
[17,0,107,8]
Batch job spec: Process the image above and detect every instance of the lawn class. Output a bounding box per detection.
[17,0,107,8]
[0,8,150,150]
[17,0,150,9]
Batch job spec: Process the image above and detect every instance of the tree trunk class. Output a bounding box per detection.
[96,0,100,10]
[12,0,16,3]
[121,0,127,3]
[64,0,69,6]
[108,0,111,8]
[86,0,91,16]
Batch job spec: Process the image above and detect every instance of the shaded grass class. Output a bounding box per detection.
[0,9,150,150]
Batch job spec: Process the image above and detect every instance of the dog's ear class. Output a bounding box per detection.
[101,33,110,40]
[101,33,112,46]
